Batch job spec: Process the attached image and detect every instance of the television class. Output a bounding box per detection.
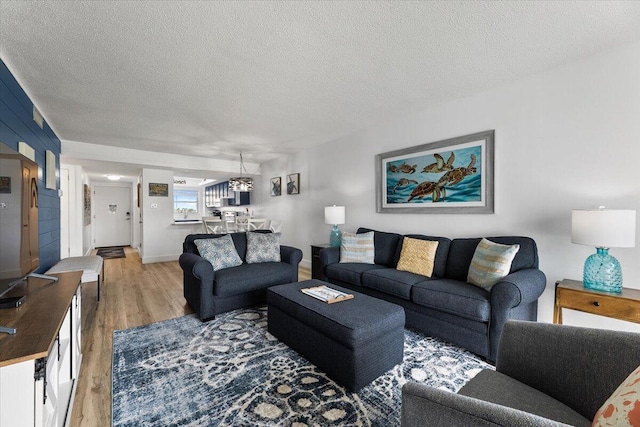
[0,142,40,297]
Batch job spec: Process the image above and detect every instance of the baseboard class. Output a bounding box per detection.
[141,254,179,264]
[84,247,93,256]
[300,259,311,270]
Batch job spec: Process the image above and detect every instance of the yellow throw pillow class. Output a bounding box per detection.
[592,364,640,427]
[396,237,439,277]
[467,238,520,290]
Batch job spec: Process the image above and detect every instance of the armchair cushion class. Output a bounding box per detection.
[458,370,590,426]
[194,235,242,271]
[246,232,281,263]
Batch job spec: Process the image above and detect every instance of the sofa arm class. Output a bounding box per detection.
[487,268,547,361]
[179,252,215,320]
[319,246,340,266]
[401,382,568,427]
[490,268,547,308]
[496,320,640,420]
[281,245,303,267]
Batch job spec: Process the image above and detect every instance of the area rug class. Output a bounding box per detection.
[96,246,126,259]
[112,307,492,426]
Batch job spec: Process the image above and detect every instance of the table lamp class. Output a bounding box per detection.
[571,207,636,293]
[325,206,346,247]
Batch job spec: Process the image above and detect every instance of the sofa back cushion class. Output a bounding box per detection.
[404,234,451,278]
[446,237,539,281]
[357,227,402,267]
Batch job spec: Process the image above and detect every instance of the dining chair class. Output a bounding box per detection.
[248,218,269,231]
[236,217,249,232]
[269,220,282,233]
[202,217,223,234]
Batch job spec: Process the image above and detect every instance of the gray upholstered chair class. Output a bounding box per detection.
[401,320,640,426]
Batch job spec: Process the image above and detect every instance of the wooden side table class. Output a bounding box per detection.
[554,279,640,324]
[311,244,332,280]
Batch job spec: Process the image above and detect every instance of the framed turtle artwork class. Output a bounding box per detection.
[376,130,494,214]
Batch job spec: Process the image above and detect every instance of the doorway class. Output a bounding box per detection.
[93,185,132,247]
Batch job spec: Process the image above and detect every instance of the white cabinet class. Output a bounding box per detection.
[0,273,82,427]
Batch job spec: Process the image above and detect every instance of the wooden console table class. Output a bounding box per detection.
[0,271,83,427]
[554,279,640,324]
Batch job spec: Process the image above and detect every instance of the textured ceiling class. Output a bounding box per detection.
[2,1,640,166]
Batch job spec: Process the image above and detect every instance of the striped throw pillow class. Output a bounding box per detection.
[396,237,439,277]
[340,231,375,264]
[467,238,520,290]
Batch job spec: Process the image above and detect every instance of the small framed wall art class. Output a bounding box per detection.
[286,173,300,195]
[270,177,281,196]
[149,183,169,197]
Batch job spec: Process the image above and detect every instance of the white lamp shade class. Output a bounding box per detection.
[324,206,345,225]
[571,209,636,248]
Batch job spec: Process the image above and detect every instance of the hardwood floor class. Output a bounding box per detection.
[70,247,311,426]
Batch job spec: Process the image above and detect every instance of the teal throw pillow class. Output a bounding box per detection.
[194,234,243,271]
[246,232,281,264]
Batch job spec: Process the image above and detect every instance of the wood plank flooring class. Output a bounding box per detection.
[70,247,310,426]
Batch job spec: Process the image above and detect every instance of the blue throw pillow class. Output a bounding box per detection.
[194,234,243,271]
[246,232,281,264]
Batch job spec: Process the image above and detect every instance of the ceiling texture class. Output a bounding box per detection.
[1,1,640,178]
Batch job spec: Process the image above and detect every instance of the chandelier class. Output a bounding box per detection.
[228,152,254,192]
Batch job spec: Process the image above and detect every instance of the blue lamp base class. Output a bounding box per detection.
[329,225,342,247]
[583,247,623,293]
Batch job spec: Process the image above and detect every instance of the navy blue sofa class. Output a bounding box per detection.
[179,232,303,321]
[319,228,546,362]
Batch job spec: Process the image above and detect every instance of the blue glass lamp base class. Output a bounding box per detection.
[329,225,342,247]
[583,247,623,293]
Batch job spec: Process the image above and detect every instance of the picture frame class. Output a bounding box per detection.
[149,182,169,197]
[0,177,10,193]
[83,184,91,225]
[376,130,494,214]
[270,177,281,196]
[286,173,300,195]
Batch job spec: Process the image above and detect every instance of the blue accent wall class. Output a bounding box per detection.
[1,58,61,272]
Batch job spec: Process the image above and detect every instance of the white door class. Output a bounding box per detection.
[94,185,132,247]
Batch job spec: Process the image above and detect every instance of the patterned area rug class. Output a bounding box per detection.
[96,246,126,259]
[112,307,492,426]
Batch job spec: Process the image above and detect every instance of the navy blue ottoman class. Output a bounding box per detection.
[267,279,405,391]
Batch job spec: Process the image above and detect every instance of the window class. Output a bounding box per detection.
[174,189,199,220]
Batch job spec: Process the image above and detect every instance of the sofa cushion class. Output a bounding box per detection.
[357,227,402,267]
[446,237,538,281]
[193,235,243,271]
[362,268,429,300]
[397,237,438,277]
[459,370,591,427]
[246,232,281,263]
[325,263,386,285]
[411,279,491,322]
[340,231,375,263]
[403,234,451,278]
[592,364,640,427]
[213,263,293,297]
[467,238,520,289]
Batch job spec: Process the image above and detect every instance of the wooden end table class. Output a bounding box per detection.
[311,244,332,280]
[554,279,640,324]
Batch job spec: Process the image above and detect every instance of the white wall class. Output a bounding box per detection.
[260,40,640,332]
